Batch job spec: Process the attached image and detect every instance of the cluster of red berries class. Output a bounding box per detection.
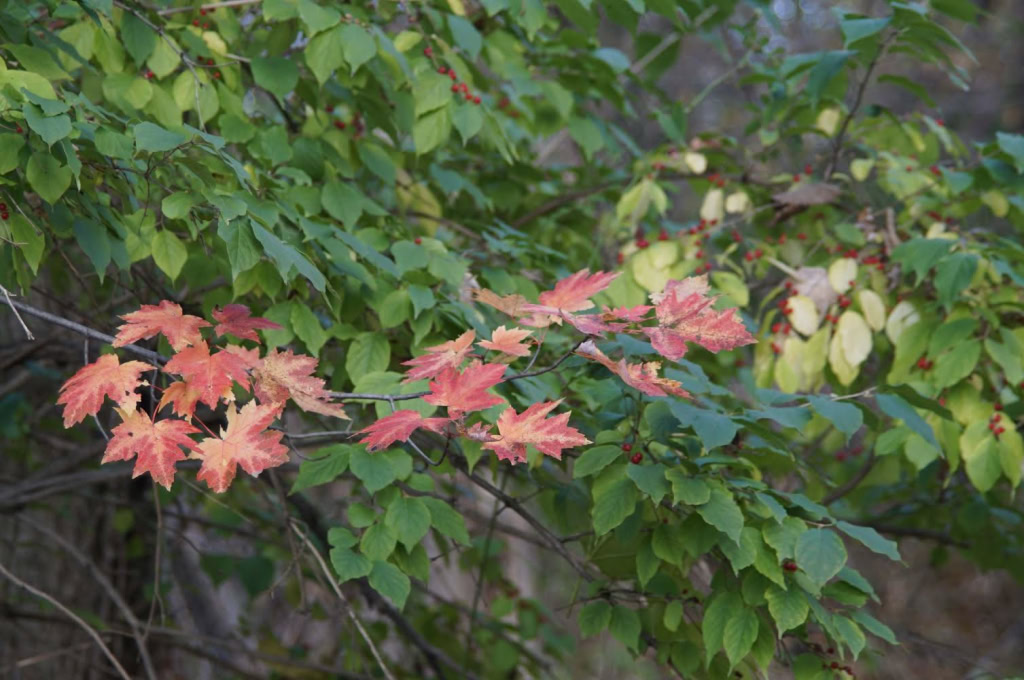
[836,293,852,309]
[437,66,482,105]
[1,202,9,221]
[327,107,365,136]
[776,297,793,316]
[622,443,642,464]
[771,342,782,355]
[707,172,726,188]
[770,322,792,336]
[744,247,764,262]
[765,233,789,245]
[687,218,718,236]
[916,356,934,371]
[782,560,798,572]
[496,97,520,117]
[835,445,863,462]
[989,409,1006,438]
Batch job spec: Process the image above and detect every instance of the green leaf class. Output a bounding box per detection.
[697,487,744,544]
[608,606,641,652]
[997,131,1024,173]
[160,192,195,220]
[151,230,188,281]
[835,521,901,561]
[579,600,612,636]
[94,130,133,160]
[626,463,669,504]
[341,24,377,74]
[26,152,71,204]
[305,26,345,83]
[448,15,482,60]
[591,473,638,536]
[806,50,852,105]
[420,497,470,545]
[986,334,1024,385]
[121,12,157,66]
[573,445,622,478]
[252,56,299,99]
[702,591,742,659]
[832,615,866,658]
[73,218,111,280]
[23,104,71,147]
[663,600,683,632]
[668,402,738,450]
[889,238,952,283]
[290,301,328,355]
[719,526,759,573]
[960,421,1001,492]
[765,586,809,634]
[763,517,807,561]
[568,117,603,160]
[452,104,483,144]
[876,393,938,448]
[413,72,453,117]
[840,16,890,46]
[376,289,411,329]
[851,609,898,645]
[385,496,432,550]
[10,215,45,274]
[408,285,436,318]
[291,444,351,493]
[806,396,863,443]
[934,253,978,306]
[0,133,25,173]
[322,181,388,229]
[133,122,186,152]
[349,447,397,494]
[933,339,981,390]
[346,332,391,382]
[666,469,710,505]
[361,522,397,561]
[651,522,684,566]
[368,560,410,608]
[794,529,847,586]
[217,219,262,278]
[250,222,327,292]
[330,547,372,582]
[723,610,758,667]
[298,0,341,35]
[414,106,452,155]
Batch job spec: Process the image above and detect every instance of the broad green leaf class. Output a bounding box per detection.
[723,610,758,667]
[933,339,981,390]
[960,421,1001,492]
[835,521,901,561]
[385,496,432,550]
[252,56,299,99]
[349,447,397,494]
[765,586,809,634]
[290,301,328,355]
[806,396,863,443]
[341,24,377,73]
[626,463,669,504]
[420,497,470,545]
[573,445,622,478]
[763,517,807,561]
[346,332,391,382]
[702,591,742,659]
[22,104,71,146]
[669,402,738,450]
[10,215,45,274]
[840,16,890,46]
[666,469,710,505]
[250,223,327,292]
[291,444,351,493]
[876,393,938,448]
[608,606,641,652]
[26,153,71,204]
[134,122,186,152]
[663,600,683,632]
[794,529,847,586]
[360,522,398,561]
[73,218,111,280]
[934,253,978,306]
[697,487,744,544]
[368,560,410,608]
[579,600,612,636]
[151,230,187,281]
[997,131,1024,173]
[414,106,452,155]
[330,547,372,582]
[591,473,638,536]
[0,133,25,173]
[305,26,345,83]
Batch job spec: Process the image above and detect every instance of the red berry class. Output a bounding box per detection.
[207,58,214,66]
[200,8,207,14]
[460,83,469,93]
[213,70,221,78]
[473,95,481,104]
[0,203,6,210]
[996,427,1006,436]
[936,118,945,126]
[804,164,812,174]
[778,234,787,244]
[621,443,632,452]
[782,306,792,315]
[630,452,643,464]
[715,179,725,187]
[696,249,704,258]
[464,93,473,101]
[992,413,1002,422]
[771,322,782,334]
[793,173,801,182]
[930,165,941,176]
[449,70,457,81]
[145,70,154,79]
[754,248,763,259]
[784,280,793,289]
[326,105,334,113]
[423,46,433,57]
[988,422,995,431]
[414,237,422,245]
[797,232,807,240]
[782,560,798,572]
[783,323,791,335]
[451,84,459,92]
[831,662,839,670]
[745,252,754,262]
[771,342,782,355]
[732,230,742,242]
[636,238,649,249]
[658,229,669,241]
[994,403,1003,411]
[1,213,8,220]
[202,22,209,28]
[15,126,21,133]
[710,219,718,226]
[192,19,200,26]
[438,66,447,74]
[334,120,346,129]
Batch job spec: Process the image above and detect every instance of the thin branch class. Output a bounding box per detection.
[823,450,876,505]
[0,286,34,339]
[289,522,397,680]
[0,561,133,680]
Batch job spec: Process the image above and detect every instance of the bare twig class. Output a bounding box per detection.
[0,561,133,680]
[0,286,34,339]
[824,450,876,505]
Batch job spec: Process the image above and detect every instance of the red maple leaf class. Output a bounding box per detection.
[163,341,252,411]
[103,408,199,489]
[112,300,210,351]
[482,400,590,464]
[602,305,653,323]
[211,304,282,343]
[157,380,203,418]
[401,330,475,383]
[577,340,690,398]
[536,269,619,313]
[357,410,450,452]
[251,348,347,419]
[424,362,507,416]
[57,354,150,427]
[478,326,532,357]
[643,276,756,360]
[193,402,288,493]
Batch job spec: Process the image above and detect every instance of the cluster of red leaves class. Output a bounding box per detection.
[58,302,344,492]
[358,271,754,465]
[58,272,753,491]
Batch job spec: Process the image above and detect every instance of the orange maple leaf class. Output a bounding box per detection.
[57,354,150,427]
[157,380,203,418]
[643,276,756,360]
[478,326,532,357]
[163,341,252,411]
[251,348,347,419]
[401,330,476,383]
[103,408,199,489]
[482,400,590,464]
[211,304,283,343]
[577,340,691,398]
[193,402,288,493]
[112,300,210,351]
[472,288,529,317]
[536,269,619,313]
[357,410,451,452]
[424,362,507,416]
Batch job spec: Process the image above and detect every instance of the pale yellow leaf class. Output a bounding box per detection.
[885,300,920,344]
[787,295,819,336]
[827,258,857,294]
[857,290,886,330]
[837,311,871,366]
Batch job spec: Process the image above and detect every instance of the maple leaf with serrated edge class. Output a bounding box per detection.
[158,381,203,418]
[401,330,476,383]
[211,304,283,343]
[112,300,210,351]
[472,288,529,318]
[482,400,590,464]
[602,305,653,323]
[163,341,251,411]
[424,363,506,416]
[642,276,756,361]
[577,340,691,398]
[478,326,532,357]
[537,269,619,313]
[252,348,347,418]
[103,408,199,489]
[357,410,450,452]
[57,354,150,427]
[193,401,288,493]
